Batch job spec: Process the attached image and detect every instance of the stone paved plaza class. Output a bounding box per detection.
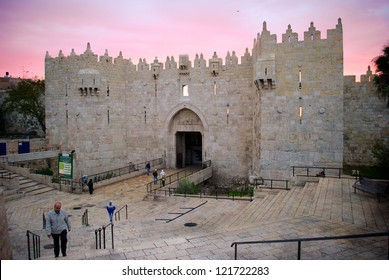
[4,169,389,260]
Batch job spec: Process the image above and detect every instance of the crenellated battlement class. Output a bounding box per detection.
[254,18,342,51]
[45,42,251,73]
[344,66,376,86]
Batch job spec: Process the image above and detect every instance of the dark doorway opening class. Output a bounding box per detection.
[176,132,202,168]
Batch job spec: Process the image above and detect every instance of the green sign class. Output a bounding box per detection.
[58,153,73,179]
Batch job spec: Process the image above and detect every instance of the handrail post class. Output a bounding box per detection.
[95,230,98,249]
[111,223,114,249]
[99,228,102,249]
[103,226,106,249]
[26,231,31,260]
[234,243,238,260]
[297,240,301,260]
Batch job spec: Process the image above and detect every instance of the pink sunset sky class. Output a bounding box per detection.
[0,0,388,80]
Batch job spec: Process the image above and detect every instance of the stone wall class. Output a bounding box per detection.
[344,69,389,166]
[0,189,13,259]
[0,138,47,154]
[253,20,344,179]
[44,18,389,182]
[45,45,254,180]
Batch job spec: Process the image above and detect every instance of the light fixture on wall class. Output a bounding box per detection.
[299,106,303,123]
[299,96,303,124]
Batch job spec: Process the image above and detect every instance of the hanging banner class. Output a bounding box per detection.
[58,153,73,179]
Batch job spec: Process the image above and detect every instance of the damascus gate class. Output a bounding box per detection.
[45,19,350,182]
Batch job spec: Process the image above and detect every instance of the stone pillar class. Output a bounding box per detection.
[0,189,13,259]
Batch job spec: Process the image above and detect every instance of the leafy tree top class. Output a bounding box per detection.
[1,79,46,133]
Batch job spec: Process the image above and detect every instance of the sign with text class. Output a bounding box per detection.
[58,153,73,179]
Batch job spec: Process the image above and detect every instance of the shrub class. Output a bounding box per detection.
[35,167,53,176]
[228,186,254,197]
[372,141,389,168]
[175,178,199,195]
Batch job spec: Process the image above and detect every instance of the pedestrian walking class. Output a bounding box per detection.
[160,169,166,187]
[88,179,94,194]
[145,162,151,176]
[153,169,158,185]
[46,201,71,258]
[106,202,116,223]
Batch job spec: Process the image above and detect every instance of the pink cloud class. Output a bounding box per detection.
[0,0,388,79]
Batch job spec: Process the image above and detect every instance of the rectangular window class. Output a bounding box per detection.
[299,70,302,89]
[182,85,189,96]
[213,82,217,95]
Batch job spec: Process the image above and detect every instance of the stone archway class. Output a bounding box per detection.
[167,108,205,169]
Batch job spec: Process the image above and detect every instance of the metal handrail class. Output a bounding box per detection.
[163,187,253,201]
[146,161,211,193]
[95,222,114,249]
[0,171,12,179]
[147,168,197,193]
[26,230,40,260]
[291,165,358,179]
[231,231,389,260]
[253,178,289,190]
[115,205,128,221]
[87,158,163,185]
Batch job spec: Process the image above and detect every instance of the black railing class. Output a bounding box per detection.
[231,231,389,260]
[291,165,360,179]
[115,205,128,221]
[253,178,289,190]
[82,209,89,226]
[86,158,163,185]
[160,187,253,201]
[146,167,200,193]
[0,171,12,179]
[146,161,211,193]
[26,230,40,260]
[95,222,114,249]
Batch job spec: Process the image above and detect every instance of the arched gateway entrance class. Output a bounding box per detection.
[166,105,208,169]
[176,131,202,168]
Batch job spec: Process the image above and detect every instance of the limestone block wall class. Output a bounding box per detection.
[0,189,13,259]
[344,72,389,165]
[253,19,344,180]
[45,46,254,180]
[0,138,46,154]
[45,19,388,183]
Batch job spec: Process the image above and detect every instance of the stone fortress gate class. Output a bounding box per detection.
[44,18,388,182]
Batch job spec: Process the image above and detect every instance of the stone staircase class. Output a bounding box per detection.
[0,168,55,201]
[8,173,389,260]
[35,180,333,259]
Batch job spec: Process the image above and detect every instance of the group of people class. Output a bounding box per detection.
[46,162,166,258]
[146,162,166,186]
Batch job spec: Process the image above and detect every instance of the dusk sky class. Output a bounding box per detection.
[1,0,388,80]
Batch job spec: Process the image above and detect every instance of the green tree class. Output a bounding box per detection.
[1,79,46,133]
[372,140,389,168]
[372,44,389,107]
